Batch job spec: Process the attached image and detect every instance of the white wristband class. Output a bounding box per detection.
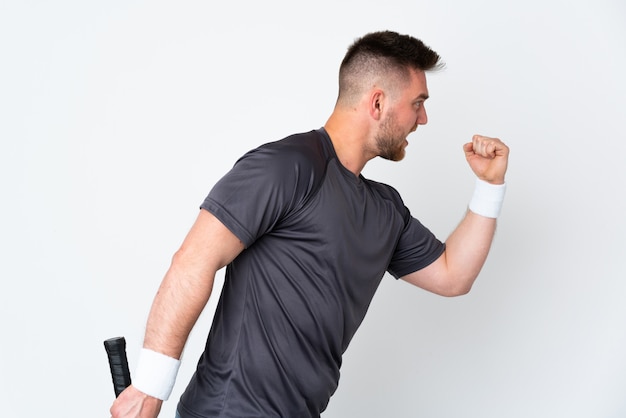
[133,348,181,401]
[468,178,507,218]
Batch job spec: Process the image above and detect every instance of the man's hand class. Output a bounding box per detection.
[110,385,162,418]
[463,135,509,184]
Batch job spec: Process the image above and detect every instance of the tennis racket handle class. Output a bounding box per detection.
[104,336,132,397]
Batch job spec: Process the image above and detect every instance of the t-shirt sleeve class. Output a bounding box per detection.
[387,210,446,279]
[200,144,312,248]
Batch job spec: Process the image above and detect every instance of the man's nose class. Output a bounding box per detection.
[418,105,428,125]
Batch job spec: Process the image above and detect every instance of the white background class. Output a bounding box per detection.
[1,1,625,417]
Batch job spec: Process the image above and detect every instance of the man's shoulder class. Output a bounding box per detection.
[260,129,330,158]
[244,129,331,175]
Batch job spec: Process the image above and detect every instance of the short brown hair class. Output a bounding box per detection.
[337,31,443,104]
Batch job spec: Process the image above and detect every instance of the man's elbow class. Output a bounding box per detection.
[440,278,474,297]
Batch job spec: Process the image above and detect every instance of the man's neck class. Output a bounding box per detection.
[324,111,376,177]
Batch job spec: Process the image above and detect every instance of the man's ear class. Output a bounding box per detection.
[369,90,384,120]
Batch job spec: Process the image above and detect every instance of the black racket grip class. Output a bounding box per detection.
[104,336,132,397]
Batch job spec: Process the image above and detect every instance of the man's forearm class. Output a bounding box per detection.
[443,209,497,293]
[143,251,217,359]
[110,210,243,411]
[141,209,244,358]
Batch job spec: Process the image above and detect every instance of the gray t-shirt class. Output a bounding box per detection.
[178,128,445,418]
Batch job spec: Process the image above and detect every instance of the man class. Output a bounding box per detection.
[110,30,509,418]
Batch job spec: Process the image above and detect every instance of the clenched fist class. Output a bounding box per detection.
[463,135,509,185]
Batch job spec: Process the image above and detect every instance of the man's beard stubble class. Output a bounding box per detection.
[375,111,407,162]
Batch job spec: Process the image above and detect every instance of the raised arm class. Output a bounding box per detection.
[110,209,245,418]
[401,135,509,296]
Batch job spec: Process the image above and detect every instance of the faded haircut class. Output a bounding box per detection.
[337,31,443,105]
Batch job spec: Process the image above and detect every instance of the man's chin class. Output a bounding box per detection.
[380,149,406,162]
[395,142,408,161]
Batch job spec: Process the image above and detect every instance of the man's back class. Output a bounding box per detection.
[177,129,444,417]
